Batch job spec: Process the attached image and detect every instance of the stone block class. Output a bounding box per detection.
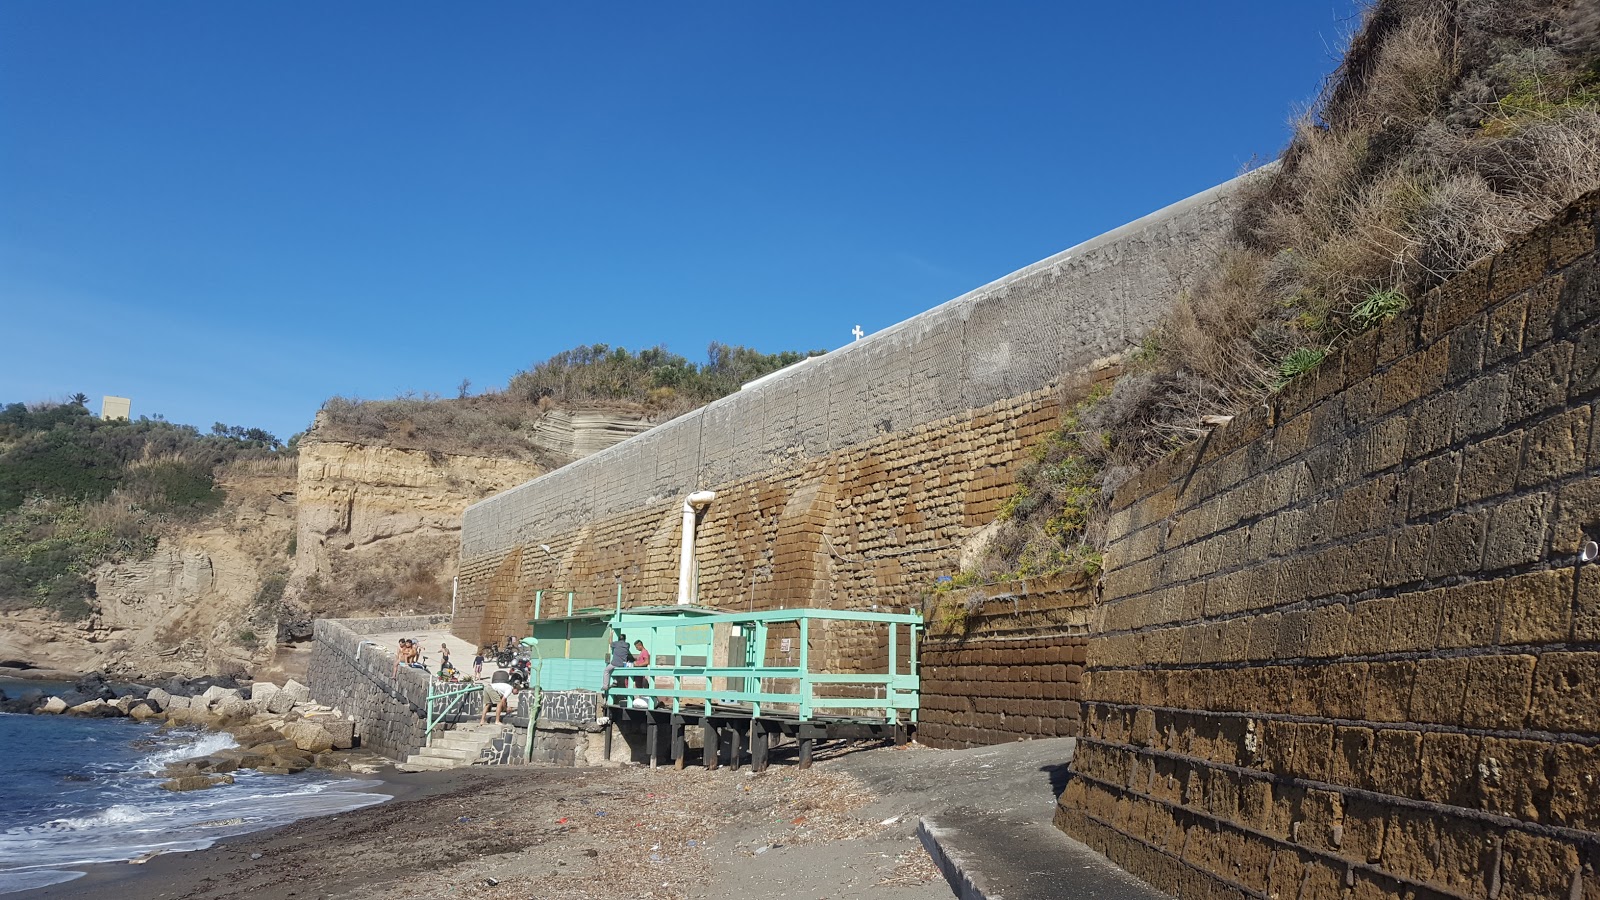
[1556,251,1600,331]
[1548,742,1600,830]
[1408,656,1469,725]
[1530,651,1600,734]
[1363,662,1414,723]
[1406,450,1460,519]
[1452,372,1509,443]
[1484,293,1528,367]
[1418,731,1481,809]
[1483,491,1552,572]
[1499,568,1574,645]
[1506,341,1574,425]
[1436,580,1501,649]
[1576,567,1600,642]
[1425,510,1488,581]
[1500,830,1581,899]
[282,679,312,702]
[1551,474,1600,555]
[201,686,240,705]
[1570,320,1600,399]
[1476,736,1551,821]
[1461,654,1537,730]
[250,682,282,703]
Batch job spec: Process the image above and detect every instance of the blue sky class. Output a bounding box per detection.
[2,2,1366,442]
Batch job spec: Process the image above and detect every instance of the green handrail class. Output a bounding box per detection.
[425,679,483,744]
[605,607,921,724]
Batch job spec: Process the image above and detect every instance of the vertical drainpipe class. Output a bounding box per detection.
[677,491,717,605]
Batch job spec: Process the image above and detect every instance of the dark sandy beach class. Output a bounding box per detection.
[11,747,949,900]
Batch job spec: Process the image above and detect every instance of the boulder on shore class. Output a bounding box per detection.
[283,721,335,754]
[201,686,242,705]
[38,696,68,714]
[160,774,234,792]
[250,682,281,703]
[281,680,311,703]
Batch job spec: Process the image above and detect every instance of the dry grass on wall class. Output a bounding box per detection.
[982,0,1600,582]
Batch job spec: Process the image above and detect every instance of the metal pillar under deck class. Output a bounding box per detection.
[607,703,911,772]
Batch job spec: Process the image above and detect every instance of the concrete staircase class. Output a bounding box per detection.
[398,722,507,771]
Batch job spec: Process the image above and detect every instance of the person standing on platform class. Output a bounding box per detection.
[601,632,632,695]
[631,640,651,690]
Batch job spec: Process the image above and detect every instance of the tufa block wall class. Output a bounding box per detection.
[920,574,1094,747]
[1055,189,1600,898]
[459,386,1066,675]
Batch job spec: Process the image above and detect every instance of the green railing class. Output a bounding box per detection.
[425,678,483,744]
[604,607,921,725]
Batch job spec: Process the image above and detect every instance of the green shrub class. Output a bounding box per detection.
[1351,290,1409,331]
[1276,347,1329,385]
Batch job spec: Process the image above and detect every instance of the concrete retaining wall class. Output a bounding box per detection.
[456,173,1257,647]
[307,614,451,760]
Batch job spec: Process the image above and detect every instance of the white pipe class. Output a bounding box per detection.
[677,490,717,605]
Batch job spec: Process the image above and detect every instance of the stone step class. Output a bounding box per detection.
[419,743,480,755]
[399,755,458,771]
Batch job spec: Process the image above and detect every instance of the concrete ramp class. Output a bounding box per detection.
[833,739,1170,900]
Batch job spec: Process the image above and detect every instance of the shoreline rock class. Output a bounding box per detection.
[1,673,373,790]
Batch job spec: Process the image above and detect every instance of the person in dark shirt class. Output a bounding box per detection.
[601,632,632,695]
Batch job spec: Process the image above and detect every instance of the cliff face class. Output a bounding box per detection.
[0,464,296,678]
[0,406,652,680]
[284,440,548,623]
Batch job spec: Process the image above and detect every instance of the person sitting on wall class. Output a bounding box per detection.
[482,668,520,725]
[601,632,633,697]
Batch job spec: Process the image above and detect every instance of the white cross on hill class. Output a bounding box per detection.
[851,325,864,340]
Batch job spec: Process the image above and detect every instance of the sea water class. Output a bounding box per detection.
[0,705,389,894]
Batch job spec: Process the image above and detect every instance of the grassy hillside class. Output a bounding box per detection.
[314,341,824,454]
[0,401,289,618]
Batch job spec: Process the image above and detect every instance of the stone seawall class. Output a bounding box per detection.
[307,614,450,760]
[1056,190,1600,898]
[456,173,1257,651]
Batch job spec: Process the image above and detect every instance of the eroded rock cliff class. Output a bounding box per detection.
[284,439,548,624]
[0,463,296,678]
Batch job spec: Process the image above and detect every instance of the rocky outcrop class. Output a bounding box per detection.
[526,408,657,459]
[0,465,296,679]
[0,404,647,680]
[286,441,548,621]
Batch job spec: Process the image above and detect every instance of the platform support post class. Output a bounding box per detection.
[798,736,814,769]
[646,715,659,769]
[729,724,744,771]
[751,720,769,772]
[671,714,686,770]
[705,721,720,770]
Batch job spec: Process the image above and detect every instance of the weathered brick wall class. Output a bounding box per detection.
[920,575,1093,747]
[459,386,1066,669]
[457,172,1260,647]
[1056,190,1600,899]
